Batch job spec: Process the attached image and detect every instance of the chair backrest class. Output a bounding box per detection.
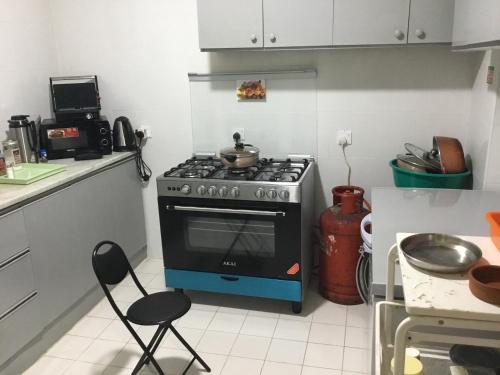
[92,241,131,285]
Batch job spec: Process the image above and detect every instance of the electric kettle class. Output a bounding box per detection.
[8,115,38,163]
[112,116,136,152]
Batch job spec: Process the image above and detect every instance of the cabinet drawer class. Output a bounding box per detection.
[0,210,29,262]
[0,249,35,316]
[0,292,42,365]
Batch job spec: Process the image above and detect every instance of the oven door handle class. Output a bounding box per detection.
[167,205,286,217]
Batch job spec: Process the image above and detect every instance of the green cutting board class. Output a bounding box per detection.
[0,163,66,185]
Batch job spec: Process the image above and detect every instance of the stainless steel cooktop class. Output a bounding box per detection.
[157,156,314,203]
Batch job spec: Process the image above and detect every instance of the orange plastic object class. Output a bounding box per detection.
[486,212,500,251]
[287,263,300,275]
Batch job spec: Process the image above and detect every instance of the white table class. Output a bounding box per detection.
[385,233,500,375]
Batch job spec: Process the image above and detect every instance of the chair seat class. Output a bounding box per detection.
[127,291,191,325]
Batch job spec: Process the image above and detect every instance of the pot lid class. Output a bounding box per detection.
[220,145,259,158]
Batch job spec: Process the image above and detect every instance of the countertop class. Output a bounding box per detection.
[0,152,135,214]
[371,187,500,297]
[397,232,500,322]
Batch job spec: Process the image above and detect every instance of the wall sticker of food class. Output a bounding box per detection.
[236,80,266,101]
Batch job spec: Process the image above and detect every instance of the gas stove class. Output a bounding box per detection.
[157,155,314,203]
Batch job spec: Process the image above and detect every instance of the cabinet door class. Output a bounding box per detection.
[72,171,116,293]
[263,0,333,47]
[453,0,500,47]
[197,0,263,49]
[24,188,84,326]
[108,162,147,260]
[408,0,454,44]
[333,0,410,45]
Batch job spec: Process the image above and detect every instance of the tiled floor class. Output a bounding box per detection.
[25,257,371,375]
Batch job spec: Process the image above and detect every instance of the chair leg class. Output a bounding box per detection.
[143,325,169,366]
[169,324,211,373]
[129,325,166,375]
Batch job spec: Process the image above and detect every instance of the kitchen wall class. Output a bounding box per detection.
[47,0,482,258]
[0,0,57,137]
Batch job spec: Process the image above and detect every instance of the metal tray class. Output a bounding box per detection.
[400,233,482,273]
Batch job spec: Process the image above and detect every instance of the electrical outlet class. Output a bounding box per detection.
[233,128,245,141]
[337,130,352,145]
[138,127,152,139]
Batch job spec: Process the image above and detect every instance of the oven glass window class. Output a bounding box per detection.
[185,216,275,258]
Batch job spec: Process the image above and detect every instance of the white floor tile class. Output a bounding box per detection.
[185,352,227,375]
[312,302,347,326]
[154,347,192,374]
[110,343,143,369]
[24,356,73,375]
[273,319,311,341]
[342,372,368,375]
[69,316,113,339]
[87,299,128,320]
[308,323,345,346]
[302,366,342,375]
[111,285,142,303]
[346,305,369,328]
[46,335,94,360]
[207,312,246,333]
[161,327,204,350]
[121,273,155,288]
[62,361,106,374]
[131,324,159,344]
[99,320,132,342]
[344,326,369,349]
[304,343,343,370]
[197,331,237,355]
[146,273,168,289]
[260,361,302,375]
[102,366,134,375]
[240,316,277,337]
[230,335,271,360]
[78,339,125,365]
[220,356,263,375]
[342,347,369,373]
[266,339,307,365]
[177,310,215,330]
[135,258,163,274]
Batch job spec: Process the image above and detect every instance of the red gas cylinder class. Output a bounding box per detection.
[319,185,370,305]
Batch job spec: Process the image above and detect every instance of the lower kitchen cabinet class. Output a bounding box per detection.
[22,158,146,327]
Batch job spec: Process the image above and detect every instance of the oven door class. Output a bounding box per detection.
[159,197,302,281]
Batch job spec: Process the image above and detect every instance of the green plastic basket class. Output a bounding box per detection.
[390,159,472,189]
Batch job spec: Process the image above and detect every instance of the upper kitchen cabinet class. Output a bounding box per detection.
[453,0,500,48]
[333,0,410,45]
[197,0,263,49]
[263,0,333,48]
[408,0,454,44]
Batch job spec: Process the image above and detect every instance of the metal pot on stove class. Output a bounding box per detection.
[220,132,259,168]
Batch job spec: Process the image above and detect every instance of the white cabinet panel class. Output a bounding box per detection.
[263,0,333,47]
[333,0,410,45]
[408,0,454,44]
[197,0,263,49]
[453,0,500,47]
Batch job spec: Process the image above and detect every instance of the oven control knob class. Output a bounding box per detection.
[280,190,290,200]
[255,188,265,199]
[180,184,191,195]
[196,185,207,195]
[267,189,278,199]
[219,186,228,197]
[208,186,217,196]
[230,187,240,198]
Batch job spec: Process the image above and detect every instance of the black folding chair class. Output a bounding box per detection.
[92,241,211,375]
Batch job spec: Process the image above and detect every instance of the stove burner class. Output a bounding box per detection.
[163,157,308,182]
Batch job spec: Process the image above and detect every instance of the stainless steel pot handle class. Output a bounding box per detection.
[167,205,285,217]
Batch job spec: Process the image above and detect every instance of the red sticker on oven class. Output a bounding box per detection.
[47,127,80,139]
[287,263,300,275]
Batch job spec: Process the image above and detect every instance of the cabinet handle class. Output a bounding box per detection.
[220,276,239,282]
[269,33,277,43]
[394,29,405,40]
[415,29,426,40]
[250,34,258,44]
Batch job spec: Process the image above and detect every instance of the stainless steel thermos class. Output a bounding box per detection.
[7,115,37,163]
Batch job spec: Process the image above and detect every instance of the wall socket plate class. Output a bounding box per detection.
[337,130,352,145]
[138,127,152,139]
[233,128,245,141]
